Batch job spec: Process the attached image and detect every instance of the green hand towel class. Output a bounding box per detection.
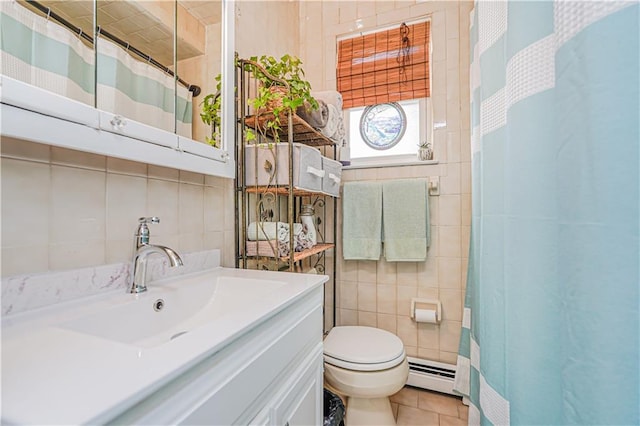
[382,179,430,261]
[342,181,382,260]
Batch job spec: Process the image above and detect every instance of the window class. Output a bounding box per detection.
[337,20,432,166]
[346,98,431,161]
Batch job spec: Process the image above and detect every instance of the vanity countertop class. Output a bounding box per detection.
[1,267,327,425]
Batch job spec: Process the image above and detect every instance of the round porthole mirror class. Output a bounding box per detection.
[359,102,407,150]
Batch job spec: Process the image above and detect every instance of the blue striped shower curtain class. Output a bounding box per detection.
[454,2,639,425]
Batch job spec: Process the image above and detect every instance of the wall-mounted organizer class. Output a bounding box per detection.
[234,59,339,332]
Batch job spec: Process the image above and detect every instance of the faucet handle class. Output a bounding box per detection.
[139,217,160,225]
[135,217,160,247]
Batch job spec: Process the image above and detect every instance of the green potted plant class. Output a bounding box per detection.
[244,54,318,141]
[199,74,222,148]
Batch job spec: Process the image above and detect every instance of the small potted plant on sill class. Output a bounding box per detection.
[244,54,319,142]
[418,141,434,161]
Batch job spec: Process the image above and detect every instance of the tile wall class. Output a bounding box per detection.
[298,0,473,364]
[0,138,235,278]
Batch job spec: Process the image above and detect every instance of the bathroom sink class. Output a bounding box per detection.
[59,274,287,347]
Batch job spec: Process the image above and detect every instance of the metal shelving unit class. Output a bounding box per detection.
[234,59,338,331]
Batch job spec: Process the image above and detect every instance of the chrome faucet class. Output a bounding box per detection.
[129,217,183,294]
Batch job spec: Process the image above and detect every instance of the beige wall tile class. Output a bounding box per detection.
[357,260,377,282]
[377,313,397,334]
[377,284,397,314]
[397,315,418,347]
[148,164,180,181]
[358,311,378,327]
[106,239,131,264]
[357,282,377,312]
[51,147,106,171]
[441,162,461,195]
[432,59,447,97]
[338,281,358,310]
[377,260,397,285]
[338,2,357,23]
[106,174,147,241]
[339,259,358,281]
[51,166,106,245]
[180,170,205,186]
[417,254,438,288]
[417,323,439,350]
[49,241,105,270]
[397,285,417,317]
[440,289,462,321]
[222,230,235,267]
[438,257,462,289]
[461,226,471,259]
[439,195,461,226]
[439,226,461,258]
[204,186,224,232]
[339,308,358,326]
[397,262,418,286]
[446,5,460,40]
[147,179,180,239]
[178,183,204,235]
[418,347,439,361]
[1,246,48,277]
[1,159,50,248]
[439,350,458,365]
[417,287,439,301]
[439,320,462,352]
[1,138,50,163]
[106,157,147,177]
[429,196,440,226]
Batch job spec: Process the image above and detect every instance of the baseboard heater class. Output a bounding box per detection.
[406,357,457,396]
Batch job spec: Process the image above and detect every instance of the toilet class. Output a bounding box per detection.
[323,326,409,425]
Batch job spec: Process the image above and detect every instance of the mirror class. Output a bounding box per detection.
[0,0,235,175]
[95,1,178,134]
[1,0,96,106]
[95,0,228,145]
[176,1,222,147]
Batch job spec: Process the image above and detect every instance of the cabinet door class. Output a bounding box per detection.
[274,354,323,426]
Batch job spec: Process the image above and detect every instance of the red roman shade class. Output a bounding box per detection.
[337,21,431,109]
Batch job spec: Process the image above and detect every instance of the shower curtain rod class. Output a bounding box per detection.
[25,0,202,97]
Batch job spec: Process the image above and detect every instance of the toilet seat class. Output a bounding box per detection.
[324,326,406,371]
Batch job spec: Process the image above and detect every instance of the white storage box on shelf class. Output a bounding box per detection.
[321,156,342,197]
[245,143,324,193]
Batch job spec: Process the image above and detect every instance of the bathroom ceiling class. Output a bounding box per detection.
[180,1,222,26]
[20,0,221,66]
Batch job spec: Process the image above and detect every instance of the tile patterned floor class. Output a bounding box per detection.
[390,386,468,426]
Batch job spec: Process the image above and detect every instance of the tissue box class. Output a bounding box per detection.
[321,156,342,197]
[245,143,324,192]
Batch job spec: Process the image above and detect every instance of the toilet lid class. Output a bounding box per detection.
[323,326,406,371]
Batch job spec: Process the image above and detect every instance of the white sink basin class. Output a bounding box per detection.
[59,275,287,347]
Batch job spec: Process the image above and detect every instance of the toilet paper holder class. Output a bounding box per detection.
[410,298,442,324]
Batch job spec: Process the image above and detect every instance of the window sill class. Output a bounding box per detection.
[343,158,439,170]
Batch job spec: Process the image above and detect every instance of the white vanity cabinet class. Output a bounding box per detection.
[105,285,324,426]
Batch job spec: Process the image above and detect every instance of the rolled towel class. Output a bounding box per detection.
[320,104,340,140]
[312,91,343,110]
[247,222,303,242]
[296,99,329,128]
[295,230,315,251]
